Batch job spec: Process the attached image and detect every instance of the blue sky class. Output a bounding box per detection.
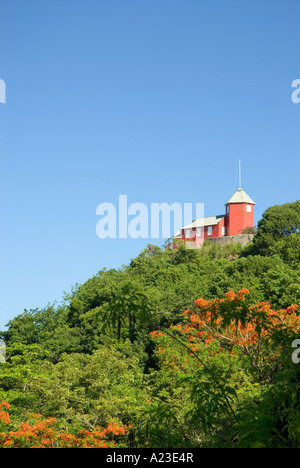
[0,0,299,330]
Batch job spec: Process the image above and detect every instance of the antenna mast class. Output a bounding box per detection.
[239,159,242,188]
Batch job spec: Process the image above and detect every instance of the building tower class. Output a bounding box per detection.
[225,188,255,236]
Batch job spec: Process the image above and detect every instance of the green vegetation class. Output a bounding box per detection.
[0,200,300,448]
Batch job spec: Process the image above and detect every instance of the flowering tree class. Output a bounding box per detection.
[148,290,300,446]
[0,401,129,448]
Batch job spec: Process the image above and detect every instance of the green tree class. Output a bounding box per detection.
[253,201,300,256]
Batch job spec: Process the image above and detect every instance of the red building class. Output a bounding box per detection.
[174,187,255,248]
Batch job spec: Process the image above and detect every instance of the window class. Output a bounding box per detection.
[207,226,212,236]
[196,227,202,237]
[246,205,252,213]
[185,229,190,238]
[222,226,226,236]
[227,205,229,214]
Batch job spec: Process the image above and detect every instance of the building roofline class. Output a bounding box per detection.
[179,214,225,231]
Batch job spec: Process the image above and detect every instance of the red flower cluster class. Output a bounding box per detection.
[0,401,10,425]
[0,403,129,448]
[184,290,300,350]
[150,290,300,365]
[149,331,165,338]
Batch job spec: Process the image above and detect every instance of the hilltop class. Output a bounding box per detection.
[0,200,300,448]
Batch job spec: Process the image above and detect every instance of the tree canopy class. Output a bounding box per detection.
[0,200,299,448]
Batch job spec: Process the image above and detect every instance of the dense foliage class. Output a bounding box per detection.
[0,200,299,448]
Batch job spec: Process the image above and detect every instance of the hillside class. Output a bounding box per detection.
[0,200,300,448]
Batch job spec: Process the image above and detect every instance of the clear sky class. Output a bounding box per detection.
[0,0,299,330]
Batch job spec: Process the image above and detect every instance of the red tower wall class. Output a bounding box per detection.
[226,203,254,236]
